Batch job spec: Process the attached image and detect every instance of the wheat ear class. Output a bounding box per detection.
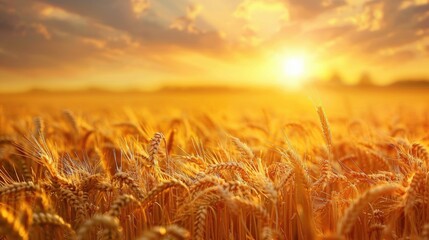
[0,207,28,240]
[194,206,208,240]
[205,162,251,182]
[112,172,145,200]
[317,106,333,154]
[136,225,190,240]
[32,212,76,238]
[422,223,429,240]
[33,116,45,140]
[0,182,40,197]
[141,180,188,207]
[167,129,176,155]
[107,194,139,217]
[77,214,122,240]
[231,136,254,161]
[148,132,165,165]
[337,184,403,236]
[62,109,79,134]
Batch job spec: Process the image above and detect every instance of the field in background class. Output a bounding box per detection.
[0,88,428,240]
[2,87,429,116]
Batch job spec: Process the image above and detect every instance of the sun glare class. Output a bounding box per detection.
[283,56,306,78]
[281,56,307,88]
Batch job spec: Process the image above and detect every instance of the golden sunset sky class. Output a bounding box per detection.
[1,0,429,91]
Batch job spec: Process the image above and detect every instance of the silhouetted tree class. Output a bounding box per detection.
[329,71,344,86]
[357,72,373,87]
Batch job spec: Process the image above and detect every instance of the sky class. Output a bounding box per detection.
[1,0,429,91]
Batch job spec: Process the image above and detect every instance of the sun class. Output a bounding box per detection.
[280,55,308,88]
[283,56,306,78]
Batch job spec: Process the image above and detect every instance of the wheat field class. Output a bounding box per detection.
[0,89,428,240]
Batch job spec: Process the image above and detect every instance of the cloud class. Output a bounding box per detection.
[131,0,150,17]
[234,0,284,20]
[0,0,134,71]
[234,0,346,22]
[170,3,202,33]
[287,0,346,20]
[0,0,228,76]
[267,0,429,58]
[233,0,287,45]
[355,0,384,31]
[236,24,260,47]
[37,0,226,51]
[31,23,51,39]
[350,0,429,54]
[1,0,429,85]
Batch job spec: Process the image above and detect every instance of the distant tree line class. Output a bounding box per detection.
[327,71,374,87]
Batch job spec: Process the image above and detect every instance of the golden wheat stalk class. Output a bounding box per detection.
[0,136,15,146]
[107,194,139,217]
[176,182,253,221]
[14,155,32,182]
[292,150,317,240]
[368,223,385,233]
[33,116,45,140]
[0,207,28,240]
[112,172,145,200]
[34,192,53,212]
[167,129,176,155]
[136,225,190,240]
[0,182,40,197]
[62,109,79,134]
[422,223,429,240]
[194,206,208,240]
[261,226,275,240]
[148,132,165,164]
[227,196,269,222]
[188,175,226,199]
[284,149,312,188]
[48,174,78,192]
[317,106,333,154]
[79,174,103,192]
[32,212,76,238]
[56,187,87,221]
[204,162,251,182]
[405,171,427,213]
[337,184,404,236]
[410,142,429,162]
[141,179,188,207]
[231,136,254,161]
[77,214,122,240]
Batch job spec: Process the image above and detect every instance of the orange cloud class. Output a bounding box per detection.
[131,0,150,17]
[170,4,202,33]
[31,23,51,39]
